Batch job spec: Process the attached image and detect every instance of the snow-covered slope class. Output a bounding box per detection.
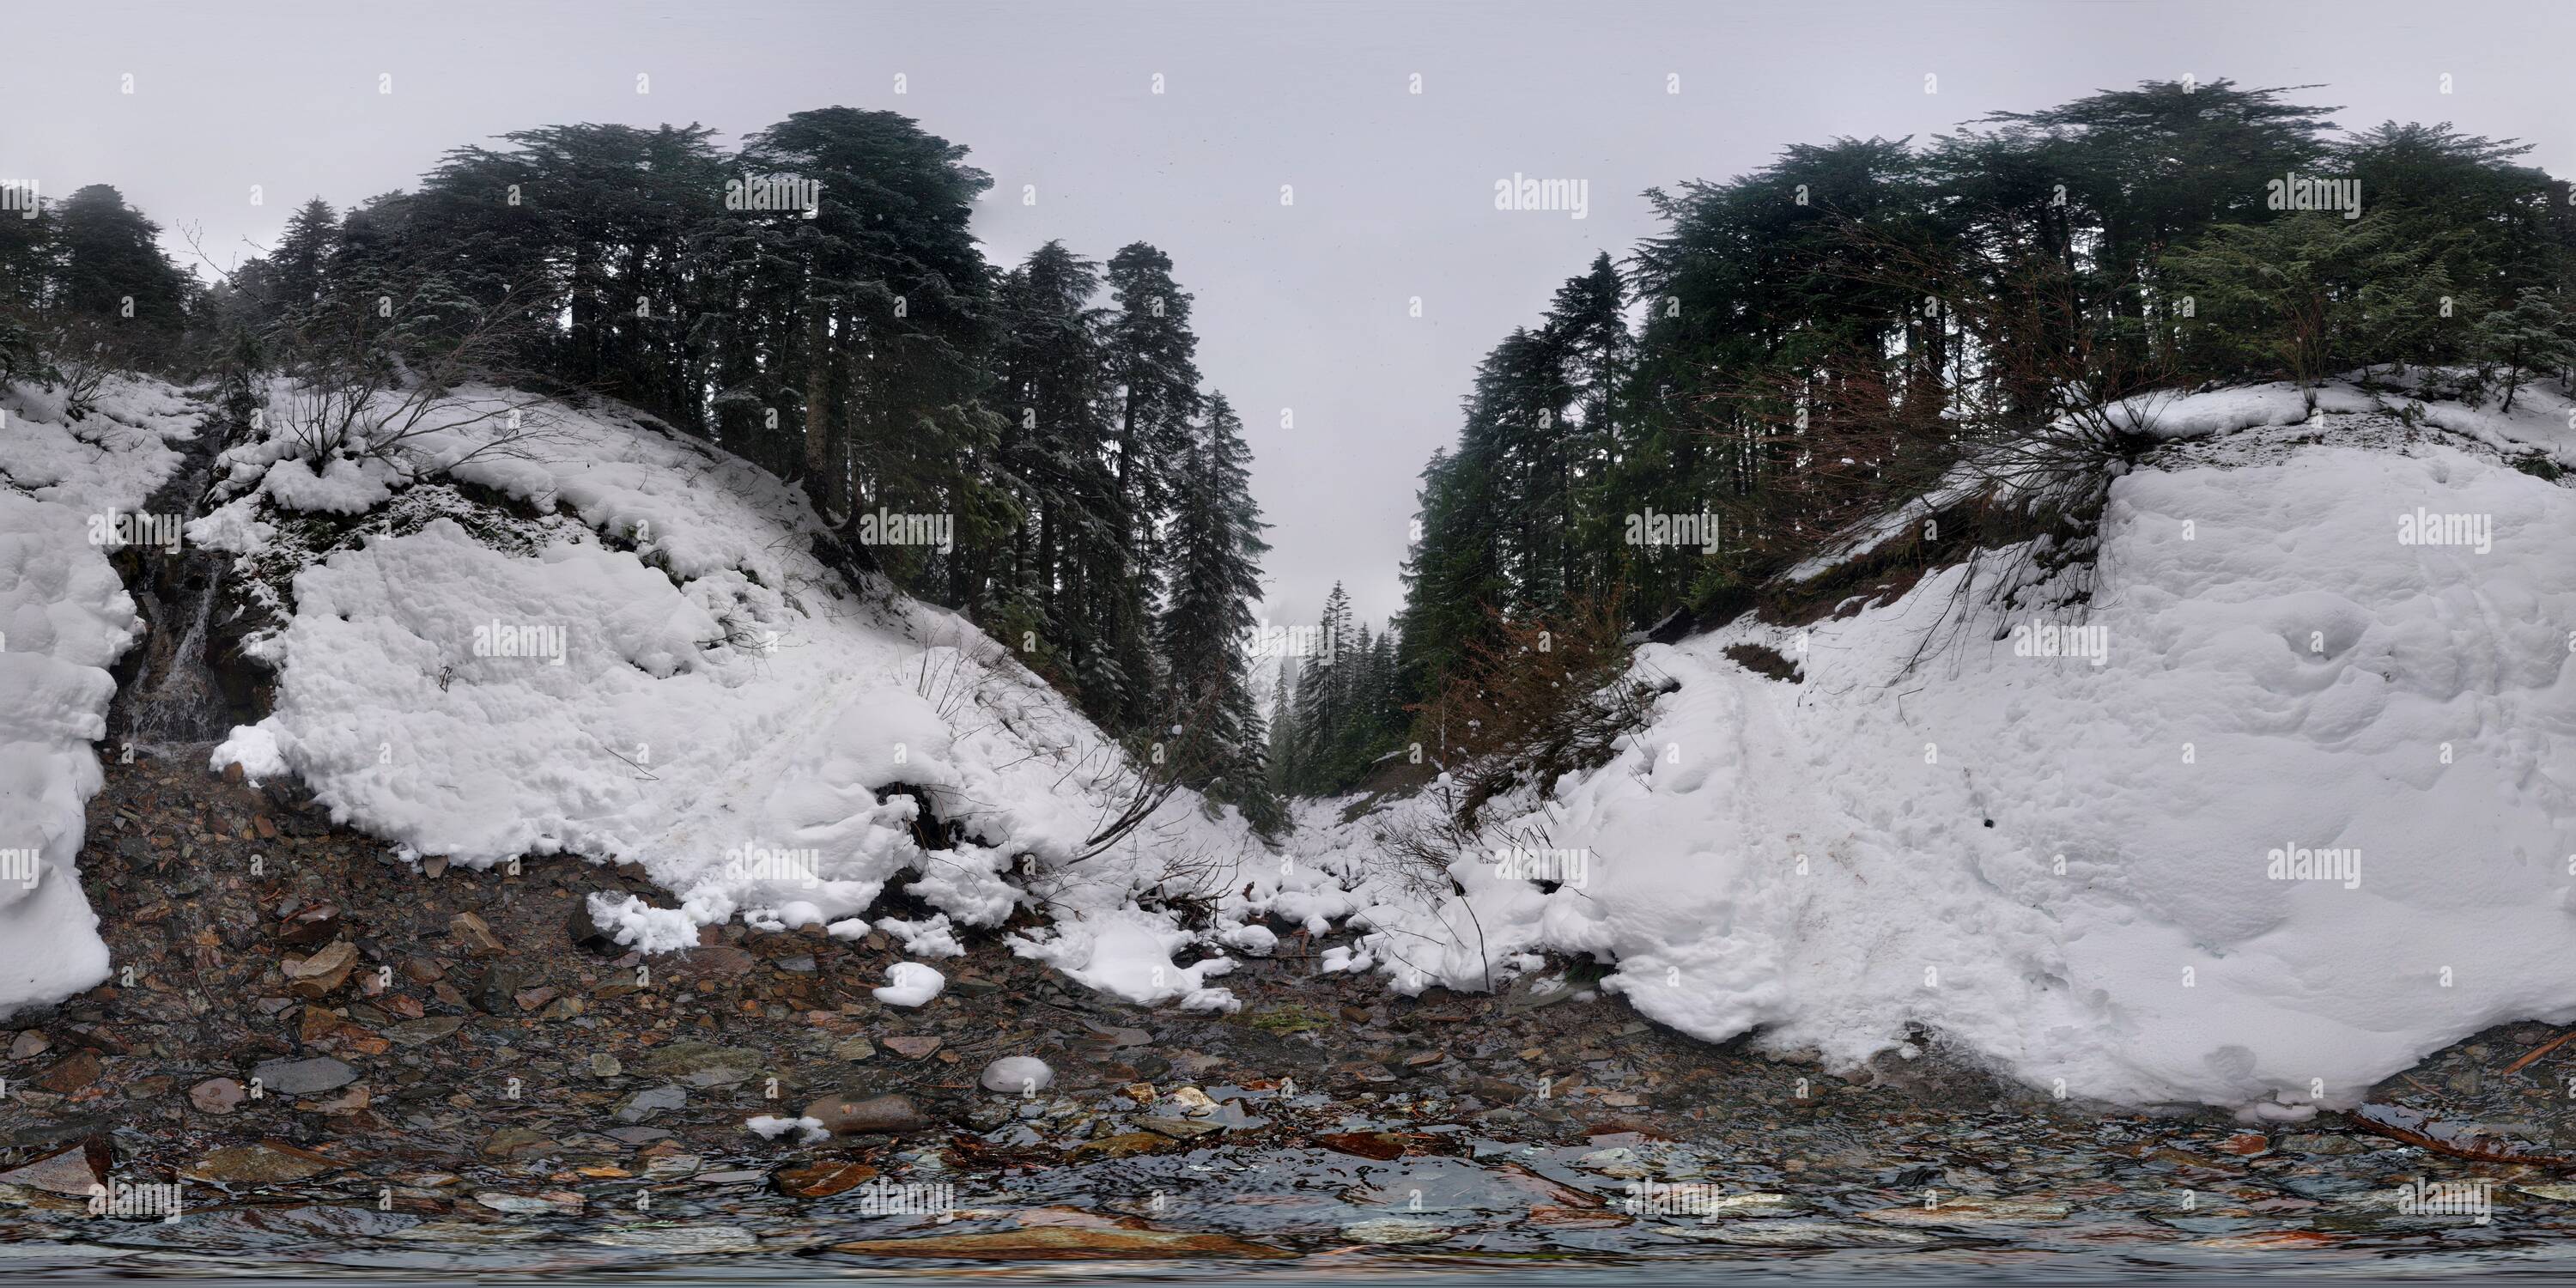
[0,375,204,1016]
[1309,381,2576,1110]
[192,385,1267,1010]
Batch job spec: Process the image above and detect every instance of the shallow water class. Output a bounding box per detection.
[11,1120,2576,1285]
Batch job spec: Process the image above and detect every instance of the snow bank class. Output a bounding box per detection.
[872,961,945,1008]
[1315,384,2576,1109]
[194,385,1272,1004]
[0,375,204,1017]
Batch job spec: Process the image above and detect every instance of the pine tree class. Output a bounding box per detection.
[1291,584,1357,792]
[268,197,341,320]
[1547,252,1632,597]
[993,241,1121,713]
[50,184,190,356]
[1157,392,1274,824]
[736,109,995,539]
[1266,657,1300,798]
[2480,288,2576,410]
[1100,242,1203,731]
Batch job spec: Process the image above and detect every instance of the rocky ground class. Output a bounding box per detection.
[7,744,2576,1271]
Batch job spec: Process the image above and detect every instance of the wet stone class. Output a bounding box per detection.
[1343,1218,1451,1246]
[449,911,506,957]
[481,1127,559,1158]
[28,1049,103,1094]
[638,1042,764,1088]
[584,1225,760,1253]
[252,1055,358,1097]
[616,1084,688,1124]
[274,902,342,947]
[774,1159,878,1197]
[1136,1116,1223,1140]
[804,1092,932,1136]
[384,1016,464,1048]
[566,898,623,957]
[469,965,531,1015]
[188,1077,246,1114]
[0,1140,111,1196]
[185,1140,343,1184]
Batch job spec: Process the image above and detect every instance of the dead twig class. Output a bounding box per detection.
[2504,1029,2576,1077]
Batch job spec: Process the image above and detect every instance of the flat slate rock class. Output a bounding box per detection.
[252,1056,358,1097]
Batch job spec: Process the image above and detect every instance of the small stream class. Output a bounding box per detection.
[109,402,252,753]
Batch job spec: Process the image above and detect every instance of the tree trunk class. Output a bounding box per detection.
[802,291,833,516]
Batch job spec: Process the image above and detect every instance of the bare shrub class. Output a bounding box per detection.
[1413,592,1664,829]
[263,278,558,477]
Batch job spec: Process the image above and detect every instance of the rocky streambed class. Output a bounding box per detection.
[8,745,2576,1278]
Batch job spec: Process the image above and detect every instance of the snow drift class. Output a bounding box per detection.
[0,374,205,1016]
[1309,381,2576,1109]
[190,384,1273,1012]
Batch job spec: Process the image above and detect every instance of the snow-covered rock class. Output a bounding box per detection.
[872,961,945,1008]
[186,385,1276,1011]
[1311,381,2576,1109]
[0,374,204,1017]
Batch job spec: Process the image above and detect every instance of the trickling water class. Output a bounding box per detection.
[110,405,250,748]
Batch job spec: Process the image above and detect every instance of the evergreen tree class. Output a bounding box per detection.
[267,197,341,319]
[1157,392,1274,825]
[992,240,1121,712]
[1099,242,1203,730]
[1292,583,1355,791]
[1266,657,1300,797]
[736,108,997,544]
[2479,288,2576,410]
[50,184,189,355]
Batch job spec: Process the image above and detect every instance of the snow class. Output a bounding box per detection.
[744,1115,828,1144]
[64,366,2573,1108]
[188,384,1273,1012]
[0,374,204,1017]
[256,454,398,514]
[1009,905,1242,1012]
[1311,382,2576,1109]
[872,961,945,1008]
[873,914,964,959]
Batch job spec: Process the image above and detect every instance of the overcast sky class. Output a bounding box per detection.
[9,0,2573,631]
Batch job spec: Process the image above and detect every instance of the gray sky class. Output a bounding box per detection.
[9,0,2572,632]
